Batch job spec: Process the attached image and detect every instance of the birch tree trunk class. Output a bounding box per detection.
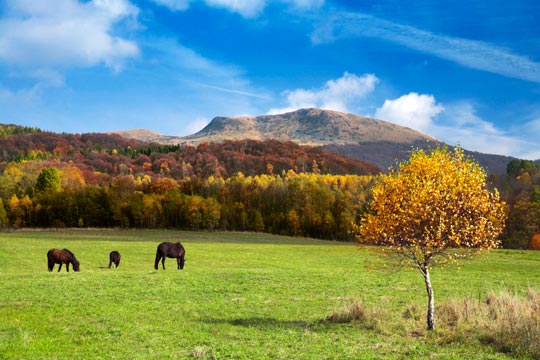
[422,266,435,330]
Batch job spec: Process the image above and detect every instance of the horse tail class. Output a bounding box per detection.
[47,249,55,271]
[154,247,161,270]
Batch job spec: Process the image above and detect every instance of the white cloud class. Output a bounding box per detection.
[268,72,378,114]
[447,102,499,134]
[429,122,534,159]
[430,106,507,154]
[151,0,324,17]
[418,101,539,160]
[312,11,540,83]
[373,95,540,159]
[375,92,444,131]
[0,0,140,71]
[506,118,540,160]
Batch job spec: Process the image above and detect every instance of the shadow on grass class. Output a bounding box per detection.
[9,228,346,246]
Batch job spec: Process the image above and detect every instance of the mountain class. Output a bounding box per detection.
[111,129,178,143]
[181,108,437,146]
[118,108,512,174]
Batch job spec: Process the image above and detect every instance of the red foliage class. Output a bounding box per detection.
[0,132,381,178]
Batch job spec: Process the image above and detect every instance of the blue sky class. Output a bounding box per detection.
[0,0,539,159]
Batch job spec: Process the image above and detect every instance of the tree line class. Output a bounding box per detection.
[0,156,538,247]
[0,162,374,240]
[494,159,540,249]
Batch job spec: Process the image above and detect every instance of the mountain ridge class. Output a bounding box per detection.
[181,108,438,146]
[113,108,515,174]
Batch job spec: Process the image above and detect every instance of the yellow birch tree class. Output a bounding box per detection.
[356,147,505,330]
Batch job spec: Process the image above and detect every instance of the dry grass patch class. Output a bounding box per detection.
[327,290,540,358]
[438,289,540,358]
[325,299,385,332]
[190,346,209,358]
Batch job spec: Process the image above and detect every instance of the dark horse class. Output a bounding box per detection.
[109,251,121,268]
[47,248,80,272]
[154,242,185,270]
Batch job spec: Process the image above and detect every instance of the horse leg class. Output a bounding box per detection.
[109,259,112,268]
[177,257,181,269]
[161,257,166,270]
[66,263,70,272]
[58,263,62,272]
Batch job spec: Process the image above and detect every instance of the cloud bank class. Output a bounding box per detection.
[0,0,140,71]
[374,94,540,159]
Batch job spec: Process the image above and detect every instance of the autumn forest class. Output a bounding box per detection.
[0,124,538,249]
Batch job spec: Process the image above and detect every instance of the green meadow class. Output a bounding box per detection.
[1,230,539,359]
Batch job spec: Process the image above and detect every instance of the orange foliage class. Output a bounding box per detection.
[530,234,540,250]
[60,165,86,192]
[357,147,506,257]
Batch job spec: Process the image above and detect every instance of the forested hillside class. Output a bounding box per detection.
[0,124,538,248]
[0,125,378,239]
[0,129,380,177]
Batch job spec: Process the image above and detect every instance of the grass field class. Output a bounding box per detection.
[1,230,539,359]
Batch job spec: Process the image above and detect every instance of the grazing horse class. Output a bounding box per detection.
[47,248,80,272]
[109,251,121,268]
[154,242,185,270]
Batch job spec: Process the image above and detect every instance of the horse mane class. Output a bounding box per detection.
[62,248,76,259]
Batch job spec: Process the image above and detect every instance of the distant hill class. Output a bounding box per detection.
[0,128,379,177]
[111,129,181,144]
[117,108,514,174]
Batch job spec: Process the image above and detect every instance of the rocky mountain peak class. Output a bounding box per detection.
[182,108,437,146]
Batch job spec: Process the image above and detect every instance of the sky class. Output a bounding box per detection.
[0,0,539,160]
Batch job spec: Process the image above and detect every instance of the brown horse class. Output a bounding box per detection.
[109,251,121,268]
[47,248,80,272]
[154,242,185,270]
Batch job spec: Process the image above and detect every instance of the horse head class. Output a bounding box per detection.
[72,259,80,272]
